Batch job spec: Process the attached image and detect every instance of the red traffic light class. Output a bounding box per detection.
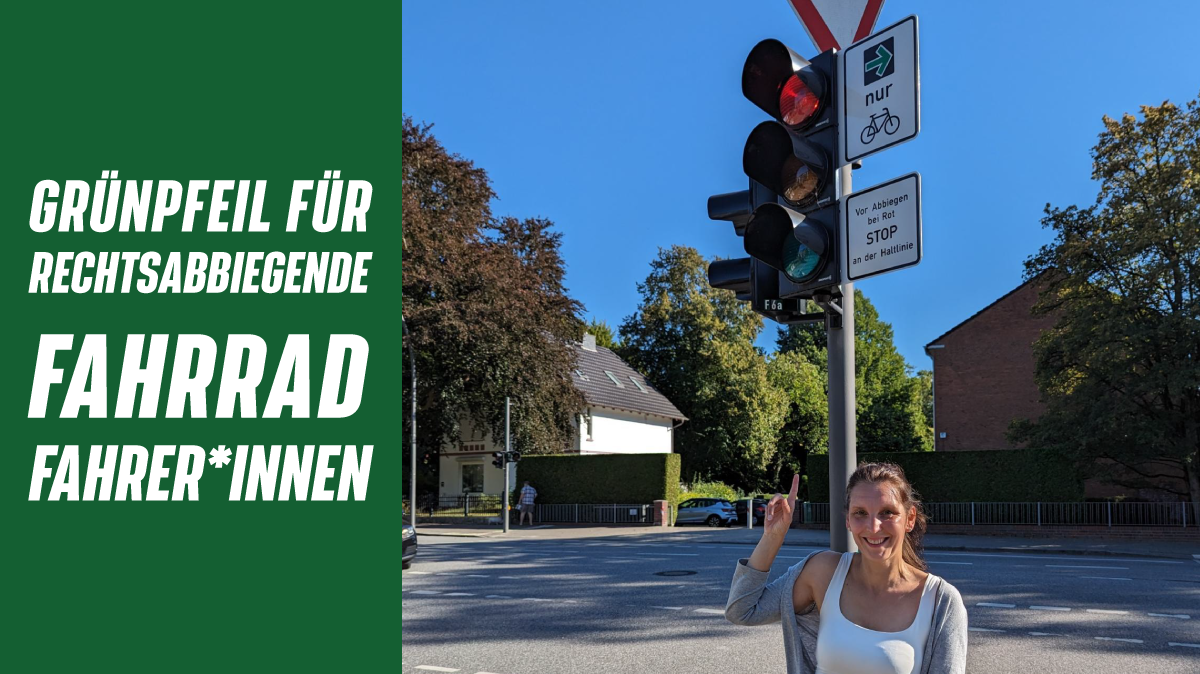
[780,74,821,127]
[743,39,828,130]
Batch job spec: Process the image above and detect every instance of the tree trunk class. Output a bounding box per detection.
[1186,453,1200,526]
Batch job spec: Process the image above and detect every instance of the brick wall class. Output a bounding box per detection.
[926,278,1058,451]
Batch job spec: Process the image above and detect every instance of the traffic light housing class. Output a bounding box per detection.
[740,42,841,299]
[492,452,505,470]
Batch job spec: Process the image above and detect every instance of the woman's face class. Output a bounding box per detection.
[845,481,915,563]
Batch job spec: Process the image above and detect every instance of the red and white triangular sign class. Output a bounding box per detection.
[786,0,886,53]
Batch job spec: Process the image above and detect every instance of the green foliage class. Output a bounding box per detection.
[517,454,680,504]
[777,290,931,453]
[586,319,620,349]
[766,350,828,488]
[402,118,586,458]
[1013,93,1200,503]
[806,450,1085,503]
[618,246,787,491]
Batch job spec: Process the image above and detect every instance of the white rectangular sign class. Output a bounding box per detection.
[841,15,920,163]
[843,173,922,282]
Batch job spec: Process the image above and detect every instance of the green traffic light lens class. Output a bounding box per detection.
[781,156,819,204]
[782,235,822,282]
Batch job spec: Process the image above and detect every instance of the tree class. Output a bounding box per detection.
[776,290,932,453]
[402,117,586,462]
[586,319,620,349]
[767,350,828,493]
[1012,95,1200,505]
[618,246,787,490]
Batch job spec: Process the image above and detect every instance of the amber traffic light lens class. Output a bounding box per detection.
[781,156,819,204]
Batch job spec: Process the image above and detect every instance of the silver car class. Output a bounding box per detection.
[675,498,738,527]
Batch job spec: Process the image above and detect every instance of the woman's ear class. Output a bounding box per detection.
[906,505,916,532]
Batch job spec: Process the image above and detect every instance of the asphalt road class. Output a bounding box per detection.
[402,531,1200,673]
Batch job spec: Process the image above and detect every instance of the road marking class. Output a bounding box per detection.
[485,595,512,599]
[1094,636,1143,644]
[410,591,441,595]
[929,561,973,565]
[969,628,1005,632]
[464,574,490,578]
[693,608,725,615]
[1030,606,1071,612]
[976,603,1016,608]
[443,592,476,597]
[435,573,457,576]
[521,598,554,602]
[651,606,683,610]
[415,667,459,672]
[1086,609,1128,615]
[498,576,521,579]
[1045,565,1128,570]
[1148,613,1191,619]
[1078,576,1132,581]
[408,571,432,575]
[1169,642,1200,648]
[1029,632,1061,636]
[636,552,698,557]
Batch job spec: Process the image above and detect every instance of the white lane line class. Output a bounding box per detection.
[1078,576,1132,581]
[485,595,512,599]
[464,574,490,578]
[1046,565,1129,570]
[443,593,476,597]
[521,598,555,602]
[498,576,521,579]
[1148,612,1191,619]
[435,573,457,576]
[408,571,433,575]
[1094,636,1143,644]
[976,602,1016,608]
[415,666,458,672]
[410,591,441,595]
[1029,632,1062,637]
[636,552,698,557]
[969,628,1006,633]
[1086,609,1128,615]
[693,608,725,615]
[929,561,973,565]
[1169,642,1200,648]
[651,606,684,610]
[1030,606,1071,612]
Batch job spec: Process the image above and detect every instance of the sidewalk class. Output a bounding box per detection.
[414,522,1200,560]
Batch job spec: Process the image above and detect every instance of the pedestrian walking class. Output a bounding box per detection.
[518,481,537,526]
[725,462,968,674]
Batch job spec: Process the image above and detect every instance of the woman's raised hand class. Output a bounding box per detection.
[762,474,799,541]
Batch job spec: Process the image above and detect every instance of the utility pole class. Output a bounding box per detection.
[503,396,511,534]
[828,169,857,554]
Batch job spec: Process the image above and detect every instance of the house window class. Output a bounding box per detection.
[629,376,647,392]
[586,414,593,441]
[461,463,484,494]
[575,369,589,381]
[604,370,624,387]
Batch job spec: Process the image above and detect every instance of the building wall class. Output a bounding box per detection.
[580,406,674,455]
[928,279,1058,451]
[437,421,516,498]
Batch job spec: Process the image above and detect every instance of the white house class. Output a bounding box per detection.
[437,334,686,497]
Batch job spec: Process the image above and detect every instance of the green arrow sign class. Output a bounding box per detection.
[865,44,892,77]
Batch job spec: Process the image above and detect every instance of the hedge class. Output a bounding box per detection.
[515,453,680,504]
[806,449,1084,503]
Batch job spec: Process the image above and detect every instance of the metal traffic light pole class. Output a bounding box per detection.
[503,396,511,534]
[826,164,857,554]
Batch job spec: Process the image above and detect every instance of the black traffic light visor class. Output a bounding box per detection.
[707,258,752,295]
[743,121,830,205]
[742,39,825,124]
[707,190,753,236]
[744,204,830,282]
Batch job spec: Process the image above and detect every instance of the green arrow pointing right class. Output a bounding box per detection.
[865,44,892,77]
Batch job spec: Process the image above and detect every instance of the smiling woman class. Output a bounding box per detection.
[724,463,968,674]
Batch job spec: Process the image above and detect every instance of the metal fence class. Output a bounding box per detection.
[535,503,657,524]
[801,501,1199,527]
[420,494,504,519]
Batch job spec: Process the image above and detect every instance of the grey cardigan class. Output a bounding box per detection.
[725,551,968,674]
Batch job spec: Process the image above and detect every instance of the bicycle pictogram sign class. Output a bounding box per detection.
[859,107,901,145]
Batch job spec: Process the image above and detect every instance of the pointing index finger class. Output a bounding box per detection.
[787,474,799,506]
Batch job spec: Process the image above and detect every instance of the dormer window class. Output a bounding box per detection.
[629,376,647,393]
[604,370,624,388]
[575,369,589,381]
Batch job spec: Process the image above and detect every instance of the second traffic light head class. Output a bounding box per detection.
[743,121,833,208]
[743,203,836,286]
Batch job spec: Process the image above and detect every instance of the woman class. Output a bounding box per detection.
[726,463,968,674]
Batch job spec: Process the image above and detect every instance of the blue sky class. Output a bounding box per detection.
[401,0,1199,371]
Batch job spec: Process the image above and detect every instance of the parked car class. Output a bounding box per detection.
[675,498,738,527]
[735,498,769,526]
[402,517,418,569]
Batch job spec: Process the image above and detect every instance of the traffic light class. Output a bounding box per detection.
[739,41,841,297]
[508,450,521,463]
[492,452,505,470]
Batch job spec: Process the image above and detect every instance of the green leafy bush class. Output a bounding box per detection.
[517,453,680,504]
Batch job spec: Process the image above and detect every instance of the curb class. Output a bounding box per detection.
[684,539,1194,561]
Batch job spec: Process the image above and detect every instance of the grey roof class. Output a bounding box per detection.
[571,343,687,421]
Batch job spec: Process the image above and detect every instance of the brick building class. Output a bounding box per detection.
[923,275,1057,451]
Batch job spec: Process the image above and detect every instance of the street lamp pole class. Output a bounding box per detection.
[403,318,417,525]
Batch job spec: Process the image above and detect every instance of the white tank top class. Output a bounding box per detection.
[815,552,937,674]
